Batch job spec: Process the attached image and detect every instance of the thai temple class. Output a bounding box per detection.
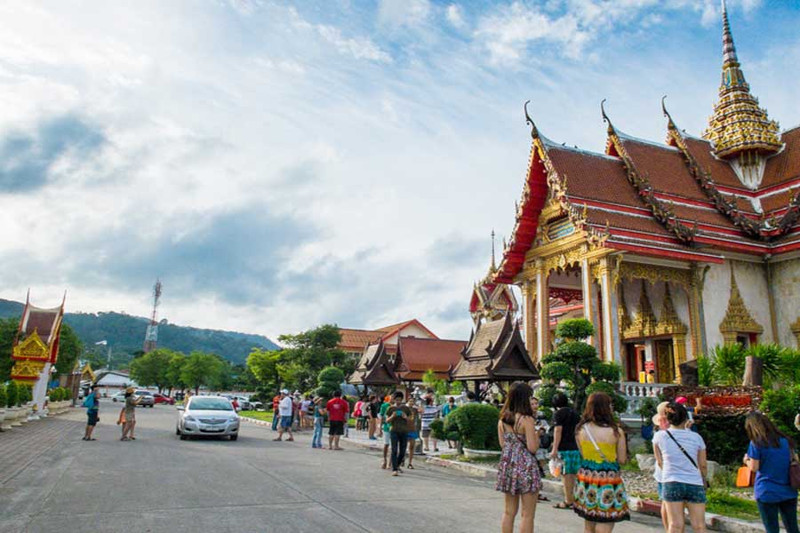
[491,4,800,385]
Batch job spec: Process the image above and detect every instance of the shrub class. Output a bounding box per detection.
[696,355,715,387]
[315,366,345,400]
[48,388,60,402]
[63,387,72,401]
[760,385,800,443]
[444,403,500,450]
[19,384,32,404]
[636,397,658,424]
[430,418,446,441]
[710,344,746,386]
[6,381,18,407]
[556,319,595,340]
[0,385,5,409]
[695,412,749,465]
[585,381,628,413]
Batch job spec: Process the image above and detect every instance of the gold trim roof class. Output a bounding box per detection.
[703,1,781,159]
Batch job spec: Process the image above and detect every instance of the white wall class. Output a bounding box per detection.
[383,322,437,344]
[703,260,772,349]
[771,257,800,347]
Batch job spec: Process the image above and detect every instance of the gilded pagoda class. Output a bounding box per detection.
[495,5,800,384]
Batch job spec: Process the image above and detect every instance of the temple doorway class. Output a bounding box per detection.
[624,343,646,382]
[655,339,675,383]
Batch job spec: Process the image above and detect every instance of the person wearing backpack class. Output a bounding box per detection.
[743,411,799,533]
[82,384,100,441]
[653,402,707,532]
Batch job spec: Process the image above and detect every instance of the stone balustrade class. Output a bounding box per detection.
[620,381,670,416]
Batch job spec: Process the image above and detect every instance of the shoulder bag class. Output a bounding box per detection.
[665,430,710,488]
[789,453,800,490]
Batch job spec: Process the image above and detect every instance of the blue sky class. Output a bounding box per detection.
[0,0,796,342]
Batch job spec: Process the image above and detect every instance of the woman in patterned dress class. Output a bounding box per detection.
[573,392,630,532]
[496,382,542,533]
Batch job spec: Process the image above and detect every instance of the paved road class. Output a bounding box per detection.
[1,400,663,532]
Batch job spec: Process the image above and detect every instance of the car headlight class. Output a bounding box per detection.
[185,416,197,422]
[229,417,239,423]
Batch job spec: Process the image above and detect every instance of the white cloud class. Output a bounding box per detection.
[378,0,431,27]
[446,4,466,29]
[315,25,392,63]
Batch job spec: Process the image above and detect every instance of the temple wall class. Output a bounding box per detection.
[771,257,800,347]
[702,259,773,349]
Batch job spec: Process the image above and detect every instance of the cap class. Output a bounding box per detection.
[675,396,688,405]
[280,389,289,395]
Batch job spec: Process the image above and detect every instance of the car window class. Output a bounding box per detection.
[188,398,233,411]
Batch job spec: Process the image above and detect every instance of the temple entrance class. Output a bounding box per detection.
[624,343,646,382]
[655,339,675,383]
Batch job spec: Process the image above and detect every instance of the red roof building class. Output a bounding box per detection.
[395,337,467,382]
[494,6,800,384]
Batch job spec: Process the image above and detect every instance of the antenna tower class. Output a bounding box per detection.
[143,279,162,353]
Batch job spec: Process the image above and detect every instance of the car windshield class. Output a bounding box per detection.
[189,398,232,411]
[136,392,152,396]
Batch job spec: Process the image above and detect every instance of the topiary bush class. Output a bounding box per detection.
[19,384,32,404]
[760,385,800,444]
[63,387,72,401]
[315,366,345,400]
[6,381,18,407]
[695,412,749,466]
[0,384,6,409]
[444,403,500,450]
[50,388,62,402]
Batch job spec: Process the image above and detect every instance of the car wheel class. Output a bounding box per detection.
[180,434,187,440]
[176,427,181,435]
[230,435,238,441]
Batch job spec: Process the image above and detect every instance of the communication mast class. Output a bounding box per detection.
[143,279,162,353]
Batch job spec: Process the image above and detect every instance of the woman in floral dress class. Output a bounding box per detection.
[496,382,542,533]
[573,392,630,531]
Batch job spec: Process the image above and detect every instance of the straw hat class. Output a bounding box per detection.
[652,401,669,427]
[125,386,135,394]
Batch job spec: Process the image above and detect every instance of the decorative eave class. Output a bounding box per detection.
[495,101,609,284]
[665,99,800,242]
[719,266,763,337]
[603,101,697,244]
[654,284,688,336]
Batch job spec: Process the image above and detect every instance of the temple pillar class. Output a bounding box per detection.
[581,258,594,346]
[598,257,621,363]
[522,281,536,357]
[535,260,549,360]
[688,264,708,358]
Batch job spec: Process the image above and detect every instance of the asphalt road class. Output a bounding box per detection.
[1,399,663,532]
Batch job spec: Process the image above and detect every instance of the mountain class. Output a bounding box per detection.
[0,299,279,364]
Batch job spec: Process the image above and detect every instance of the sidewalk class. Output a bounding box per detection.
[342,428,457,458]
[0,410,82,485]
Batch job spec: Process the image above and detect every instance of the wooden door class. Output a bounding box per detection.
[655,339,675,383]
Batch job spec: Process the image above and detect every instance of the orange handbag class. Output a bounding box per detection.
[117,409,126,426]
[735,465,754,488]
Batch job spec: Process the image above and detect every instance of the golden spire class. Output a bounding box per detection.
[704,1,781,167]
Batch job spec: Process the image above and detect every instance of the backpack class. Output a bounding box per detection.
[82,393,95,409]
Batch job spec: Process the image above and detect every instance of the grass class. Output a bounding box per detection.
[706,489,760,521]
[238,411,357,428]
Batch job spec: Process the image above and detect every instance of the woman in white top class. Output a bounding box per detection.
[653,402,707,533]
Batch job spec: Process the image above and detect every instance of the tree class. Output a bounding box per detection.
[277,324,349,391]
[180,351,223,394]
[316,366,345,400]
[130,349,175,392]
[0,317,20,382]
[55,324,83,376]
[539,318,626,413]
[247,348,283,392]
[422,369,450,404]
[166,352,187,393]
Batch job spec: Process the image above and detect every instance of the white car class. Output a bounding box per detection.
[176,396,240,441]
[111,391,126,402]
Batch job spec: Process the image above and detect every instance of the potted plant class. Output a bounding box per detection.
[445,403,501,459]
[18,384,33,423]
[636,397,659,441]
[6,381,22,427]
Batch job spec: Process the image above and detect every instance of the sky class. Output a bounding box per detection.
[0,0,798,344]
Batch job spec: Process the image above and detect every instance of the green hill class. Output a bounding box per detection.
[0,299,279,365]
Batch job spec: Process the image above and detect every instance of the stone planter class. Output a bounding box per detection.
[0,408,5,431]
[19,405,32,424]
[463,447,502,460]
[10,407,24,427]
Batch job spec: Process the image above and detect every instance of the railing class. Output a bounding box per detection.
[620,381,671,417]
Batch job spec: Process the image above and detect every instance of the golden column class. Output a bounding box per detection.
[534,259,549,360]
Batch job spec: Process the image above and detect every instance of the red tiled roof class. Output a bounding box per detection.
[338,328,384,351]
[764,126,800,188]
[396,337,466,381]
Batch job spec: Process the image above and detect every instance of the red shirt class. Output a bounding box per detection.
[326,398,349,422]
[272,396,280,411]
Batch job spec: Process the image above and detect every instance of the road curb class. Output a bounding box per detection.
[240,416,272,428]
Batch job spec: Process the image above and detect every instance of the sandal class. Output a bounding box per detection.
[538,494,549,502]
[407,464,415,469]
[554,502,572,509]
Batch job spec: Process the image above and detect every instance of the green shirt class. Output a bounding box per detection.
[379,401,391,432]
[386,405,412,433]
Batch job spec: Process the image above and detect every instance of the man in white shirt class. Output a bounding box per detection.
[273,389,295,442]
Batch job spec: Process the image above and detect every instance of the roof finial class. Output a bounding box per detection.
[601,99,615,135]
[490,230,497,272]
[721,0,738,66]
[524,100,539,140]
[661,95,677,131]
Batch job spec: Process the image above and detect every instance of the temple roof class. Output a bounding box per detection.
[338,319,438,353]
[451,314,538,382]
[348,341,401,386]
[395,337,466,381]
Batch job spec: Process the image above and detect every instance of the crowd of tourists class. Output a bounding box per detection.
[495,382,800,533]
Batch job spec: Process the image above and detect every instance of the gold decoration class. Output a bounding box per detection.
[11,359,46,379]
[617,284,631,333]
[719,266,763,344]
[616,262,692,289]
[623,281,657,340]
[655,285,688,336]
[13,330,49,360]
[703,6,781,160]
[791,317,800,348]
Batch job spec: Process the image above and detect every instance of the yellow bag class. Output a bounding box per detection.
[735,465,754,488]
[117,409,126,426]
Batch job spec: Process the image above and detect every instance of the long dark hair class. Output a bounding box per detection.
[500,382,534,426]
[745,411,788,449]
[576,392,619,436]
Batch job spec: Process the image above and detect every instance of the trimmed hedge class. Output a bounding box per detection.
[444,403,500,450]
[695,412,749,466]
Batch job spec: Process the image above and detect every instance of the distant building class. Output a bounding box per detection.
[337,319,438,359]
